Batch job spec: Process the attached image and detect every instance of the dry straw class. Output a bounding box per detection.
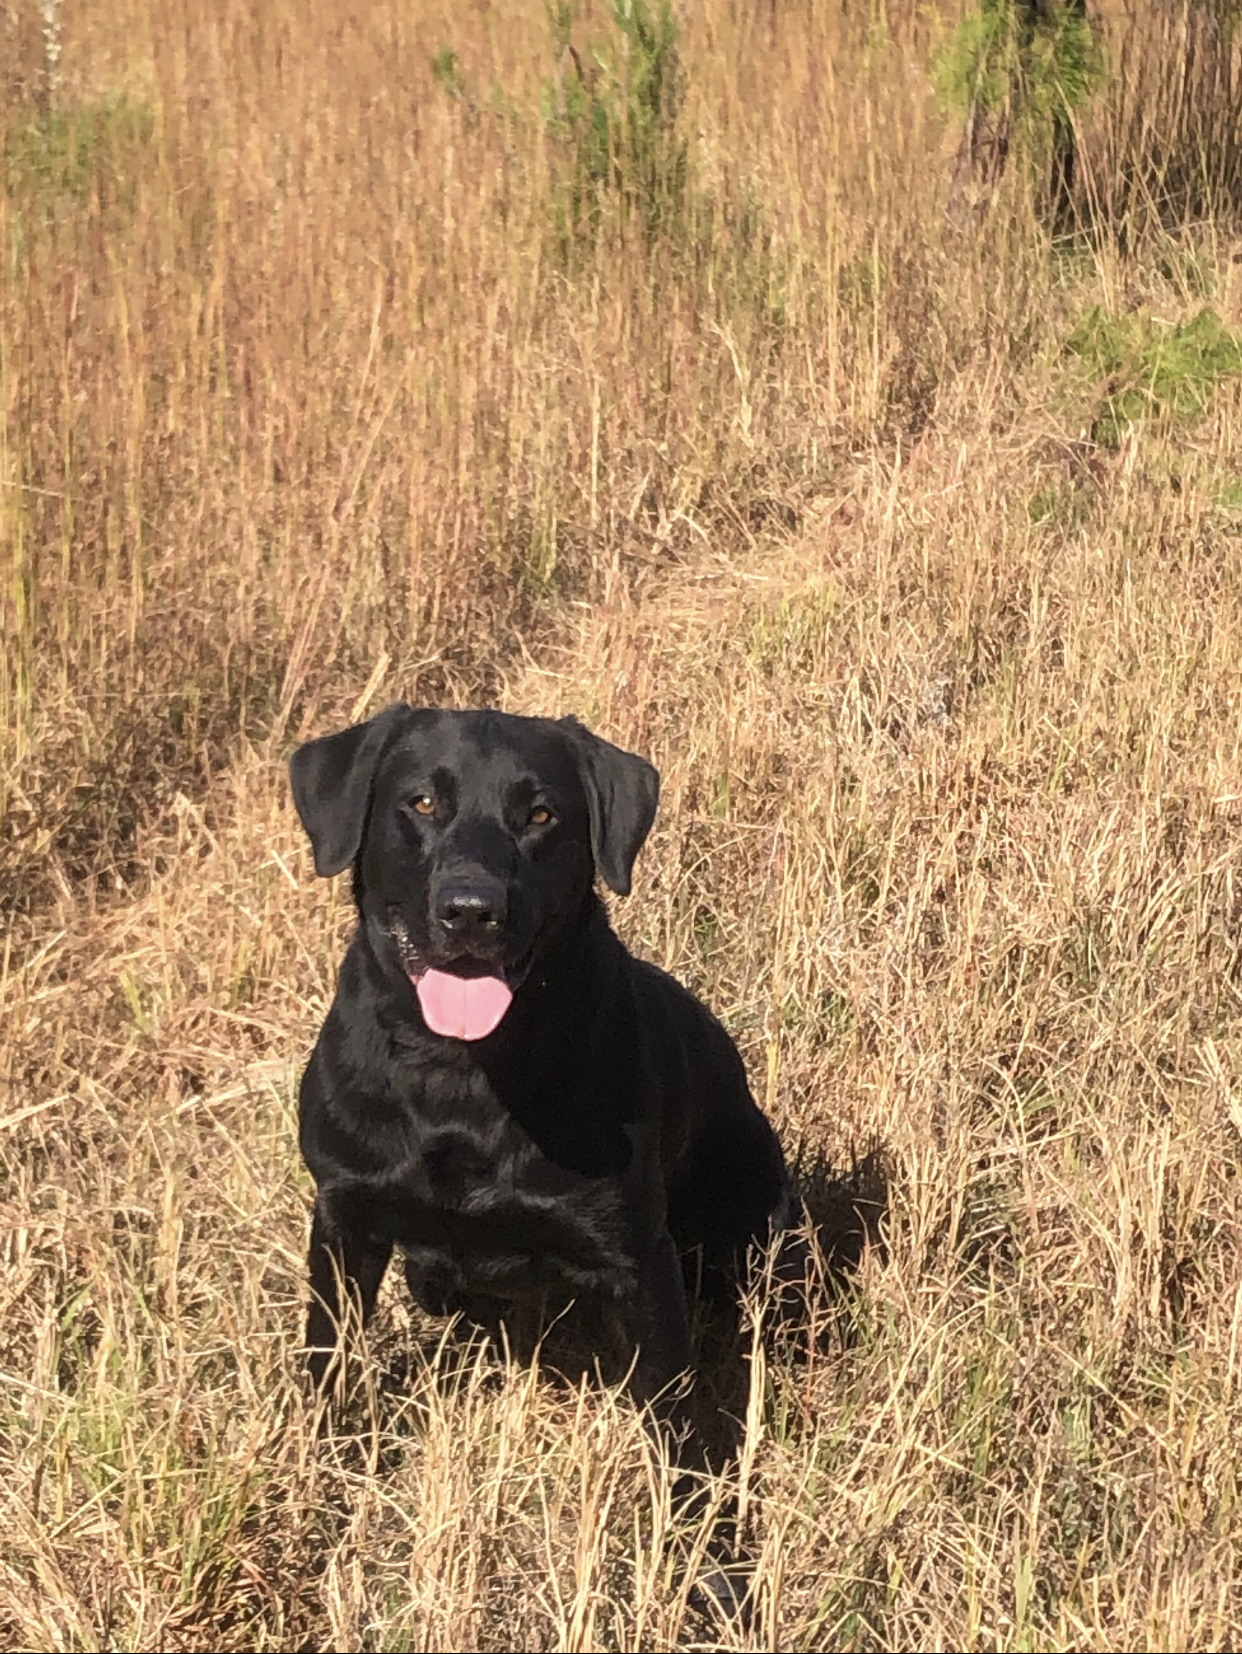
[3,0,1242,1647]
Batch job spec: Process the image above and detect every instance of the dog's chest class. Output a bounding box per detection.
[381,1091,638,1299]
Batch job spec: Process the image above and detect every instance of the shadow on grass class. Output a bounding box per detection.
[796,1137,891,1280]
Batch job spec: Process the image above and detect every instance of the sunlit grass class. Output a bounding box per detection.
[4,0,1242,1647]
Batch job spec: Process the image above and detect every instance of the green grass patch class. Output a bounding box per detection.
[3,94,155,199]
[1065,305,1242,445]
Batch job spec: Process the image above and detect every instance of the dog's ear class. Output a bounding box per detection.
[560,719,659,896]
[289,703,413,877]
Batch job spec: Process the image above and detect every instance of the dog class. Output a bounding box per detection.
[289,704,795,1441]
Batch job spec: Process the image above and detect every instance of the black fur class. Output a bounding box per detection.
[290,704,793,1433]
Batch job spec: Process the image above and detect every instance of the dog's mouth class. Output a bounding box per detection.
[388,914,534,1042]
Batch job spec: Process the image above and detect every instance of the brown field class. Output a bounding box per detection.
[4,0,1242,1647]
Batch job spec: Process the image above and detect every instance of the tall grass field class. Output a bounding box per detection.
[4,0,1242,1646]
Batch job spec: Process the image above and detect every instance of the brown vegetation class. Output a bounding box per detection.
[4,0,1242,1646]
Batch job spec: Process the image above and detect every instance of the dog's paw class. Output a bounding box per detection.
[686,1556,753,1628]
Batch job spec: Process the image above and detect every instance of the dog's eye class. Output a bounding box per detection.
[409,794,436,817]
[528,805,554,828]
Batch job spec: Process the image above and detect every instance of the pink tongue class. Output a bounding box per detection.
[415,969,513,1040]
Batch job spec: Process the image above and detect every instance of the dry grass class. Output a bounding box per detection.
[5,0,1242,1647]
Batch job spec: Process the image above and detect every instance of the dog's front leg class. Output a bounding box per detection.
[304,1194,393,1389]
[626,1229,697,1450]
[625,1232,752,1615]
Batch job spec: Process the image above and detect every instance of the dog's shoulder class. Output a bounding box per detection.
[611,945,749,1088]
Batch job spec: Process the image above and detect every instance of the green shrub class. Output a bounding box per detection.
[543,0,687,254]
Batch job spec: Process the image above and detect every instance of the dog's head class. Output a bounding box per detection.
[289,705,659,1040]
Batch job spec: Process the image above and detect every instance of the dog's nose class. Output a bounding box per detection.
[434,879,509,933]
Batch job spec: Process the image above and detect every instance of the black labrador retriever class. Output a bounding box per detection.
[289,703,794,1436]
